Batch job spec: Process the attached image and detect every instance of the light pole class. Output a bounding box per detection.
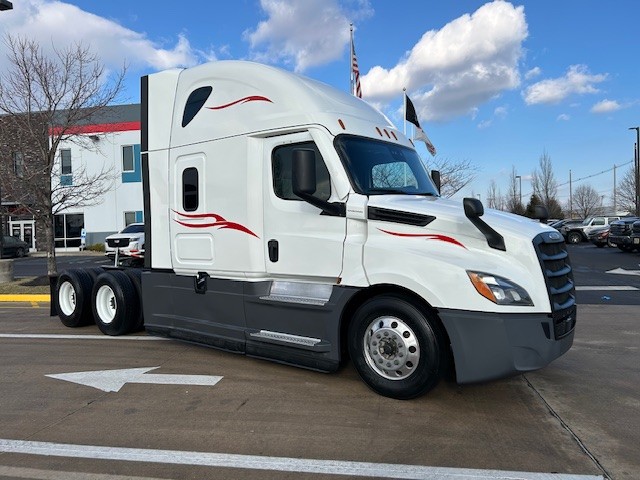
[629,127,640,216]
[515,175,522,207]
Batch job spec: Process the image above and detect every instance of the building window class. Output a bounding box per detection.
[12,152,24,178]
[60,149,72,186]
[54,213,84,248]
[272,141,331,201]
[182,167,199,211]
[124,211,143,226]
[121,144,141,183]
[122,145,135,172]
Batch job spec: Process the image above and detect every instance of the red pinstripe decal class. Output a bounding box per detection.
[207,96,272,110]
[173,210,259,238]
[378,228,466,249]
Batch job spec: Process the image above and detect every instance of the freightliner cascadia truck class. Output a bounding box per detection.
[53,61,576,399]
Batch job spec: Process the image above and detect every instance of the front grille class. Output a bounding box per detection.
[610,223,631,235]
[107,238,128,248]
[533,232,576,339]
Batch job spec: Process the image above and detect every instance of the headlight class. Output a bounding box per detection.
[467,271,533,306]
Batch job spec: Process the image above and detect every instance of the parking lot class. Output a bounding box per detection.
[0,245,638,479]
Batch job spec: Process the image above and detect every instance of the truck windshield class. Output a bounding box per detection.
[334,135,439,196]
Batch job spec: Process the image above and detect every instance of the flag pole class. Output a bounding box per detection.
[403,87,407,136]
[349,23,354,96]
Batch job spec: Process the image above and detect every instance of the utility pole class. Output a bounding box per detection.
[569,169,573,218]
[629,127,640,216]
[613,164,617,215]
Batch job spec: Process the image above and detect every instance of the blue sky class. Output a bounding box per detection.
[2,0,639,208]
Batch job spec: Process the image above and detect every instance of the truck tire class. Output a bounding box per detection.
[92,271,140,336]
[56,269,95,328]
[123,268,144,331]
[347,295,442,400]
[567,231,583,244]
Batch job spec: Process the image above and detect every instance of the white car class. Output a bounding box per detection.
[104,223,145,262]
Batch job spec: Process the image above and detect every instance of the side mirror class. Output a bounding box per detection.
[430,170,441,195]
[292,149,317,197]
[463,197,484,218]
[534,205,549,223]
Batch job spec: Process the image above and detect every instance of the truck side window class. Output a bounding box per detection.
[183,167,199,211]
[272,141,331,201]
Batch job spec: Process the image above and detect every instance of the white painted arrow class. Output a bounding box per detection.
[46,367,223,392]
[606,267,640,276]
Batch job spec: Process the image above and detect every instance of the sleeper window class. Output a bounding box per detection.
[183,167,199,211]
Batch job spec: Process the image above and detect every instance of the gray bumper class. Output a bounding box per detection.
[439,308,575,384]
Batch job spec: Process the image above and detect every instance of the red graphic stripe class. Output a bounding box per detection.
[378,228,466,249]
[207,96,272,110]
[173,211,259,238]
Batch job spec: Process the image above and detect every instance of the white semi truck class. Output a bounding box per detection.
[53,61,576,399]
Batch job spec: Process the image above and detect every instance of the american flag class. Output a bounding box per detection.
[351,33,362,98]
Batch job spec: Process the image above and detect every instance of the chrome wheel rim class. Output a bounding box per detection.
[363,316,420,381]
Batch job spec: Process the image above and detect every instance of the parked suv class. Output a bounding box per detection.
[608,217,640,252]
[551,219,583,240]
[564,216,620,244]
[104,223,145,262]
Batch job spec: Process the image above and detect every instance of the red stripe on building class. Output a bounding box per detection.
[50,121,141,136]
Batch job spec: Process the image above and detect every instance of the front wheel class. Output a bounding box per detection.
[348,295,443,400]
[567,231,583,244]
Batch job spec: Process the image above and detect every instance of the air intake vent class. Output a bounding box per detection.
[368,207,435,226]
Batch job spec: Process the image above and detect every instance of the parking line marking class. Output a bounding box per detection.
[0,439,603,480]
[0,465,163,480]
[575,286,638,291]
[0,334,167,341]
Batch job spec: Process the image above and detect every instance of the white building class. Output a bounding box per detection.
[54,104,143,250]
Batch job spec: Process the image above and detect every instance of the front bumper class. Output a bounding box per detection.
[439,307,575,384]
[609,235,632,246]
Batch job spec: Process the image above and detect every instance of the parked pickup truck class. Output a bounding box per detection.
[564,216,620,244]
[608,217,640,252]
[630,220,640,249]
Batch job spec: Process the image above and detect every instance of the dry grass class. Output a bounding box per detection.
[0,276,50,294]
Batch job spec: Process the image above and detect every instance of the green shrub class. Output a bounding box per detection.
[86,243,105,252]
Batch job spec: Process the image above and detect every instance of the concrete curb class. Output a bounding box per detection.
[0,294,50,303]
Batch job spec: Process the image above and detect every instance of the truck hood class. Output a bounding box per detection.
[366,195,554,245]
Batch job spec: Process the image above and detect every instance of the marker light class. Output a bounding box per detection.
[467,271,533,306]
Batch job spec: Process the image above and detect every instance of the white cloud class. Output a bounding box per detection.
[522,65,607,105]
[361,1,528,122]
[0,0,204,73]
[557,113,570,121]
[244,0,373,72]
[525,66,541,80]
[591,99,621,114]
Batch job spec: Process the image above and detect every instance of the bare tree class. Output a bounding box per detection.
[617,165,637,215]
[0,34,125,275]
[485,179,504,210]
[424,156,478,198]
[571,184,601,219]
[505,167,524,214]
[531,150,562,218]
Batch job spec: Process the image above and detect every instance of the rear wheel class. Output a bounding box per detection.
[348,295,443,400]
[56,270,95,327]
[92,271,140,336]
[15,247,25,258]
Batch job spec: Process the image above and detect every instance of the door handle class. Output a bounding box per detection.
[268,239,279,262]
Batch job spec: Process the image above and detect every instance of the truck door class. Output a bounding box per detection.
[263,132,346,279]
